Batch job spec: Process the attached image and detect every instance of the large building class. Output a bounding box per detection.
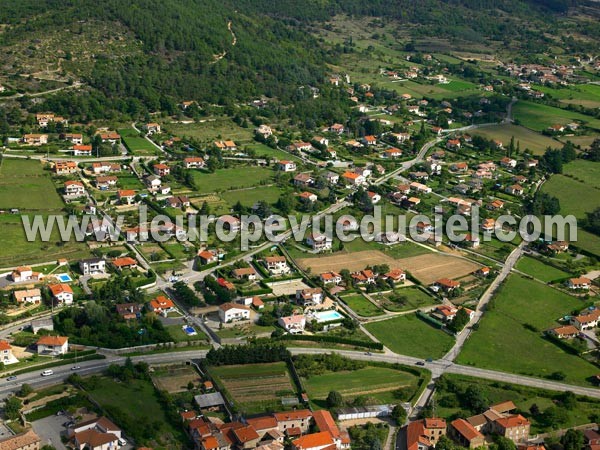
[0,430,40,450]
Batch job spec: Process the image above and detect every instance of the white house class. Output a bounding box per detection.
[219,303,251,323]
[13,288,42,304]
[64,181,86,197]
[79,258,106,275]
[320,272,342,285]
[296,288,324,306]
[184,157,205,169]
[262,256,290,275]
[36,335,69,355]
[306,233,333,252]
[49,284,73,305]
[278,315,306,334]
[277,160,297,172]
[570,309,600,330]
[567,277,592,290]
[145,122,161,134]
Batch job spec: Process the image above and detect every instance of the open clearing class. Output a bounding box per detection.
[191,166,273,193]
[303,365,420,407]
[471,124,562,155]
[297,251,479,284]
[152,365,201,393]
[211,362,296,414]
[512,100,600,132]
[515,256,571,282]
[457,275,598,386]
[166,117,254,143]
[366,313,454,359]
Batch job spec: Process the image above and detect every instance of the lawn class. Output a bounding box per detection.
[512,100,600,132]
[166,117,254,143]
[435,374,600,434]
[303,365,420,407]
[457,275,598,386]
[340,293,383,317]
[541,173,600,256]
[220,185,282,208]
[165,324,208,343]
[118,128,159,156]
[381,242,432,259]
[562,159,600,189]
[515,256,571,282]
[365,313,454,359]
[537,83,600,108]
[0,159,64,210]
[471,124,562,155]
[86,376,185,447]
[378,287,438,312]
[246,143,302,162]
[190,166,274,193]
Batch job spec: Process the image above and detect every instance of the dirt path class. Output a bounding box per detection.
[212,20,237,63]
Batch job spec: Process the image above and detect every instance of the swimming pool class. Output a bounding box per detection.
[56,273,73,282]
[182,325,197,336]
[313,310,343,323]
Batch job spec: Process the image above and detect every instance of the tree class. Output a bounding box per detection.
[560,429,584,450]
[448,307,470,333]
[542,406,569,428]
[494,436,517,450]
[391,404,407,425]
[558,391,577,410]
[462,385,488,413]
[4,396,22,420]
[327,390,344,408]
[17,383,33,398]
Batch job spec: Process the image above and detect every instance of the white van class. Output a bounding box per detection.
[118,438,127,446]
[41,369,54,377]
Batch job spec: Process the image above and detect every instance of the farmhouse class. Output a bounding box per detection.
[145,122,161,134]
[197,250,219,265]
[292,432,335,450]
[255,124,273,138]
[64,180,86,196]
[329,123,345,134]
[214,140,237,151]
[449,419,485,449]
[11,266,44,283]
[278,314,306,334]
[432,305,458,322]
[95,176,118,190]
[48,284,74,305]
[500,157,517,169]
[446,139,462,150]
[23,134,48,145]
[92,162,120,174]
[547,325,579,339]
[111,256,138,271]
[13,288,42,304]
[567,277,592,290]
[0,430,40,450]
[490,415,530,443]
[294,173,314,188]
[262,256,290,275]
[99,132,121,143]
[320,272,342,285]
[342,171,366,186]
[153,163,170,176]
[219,303,251,323]
[405,418,447,450]
[36,335,69,355]
[505,184,524,196]
[273,410,313,434]
[433,278,461,293]
[570,309,600,331]
[79,257,106,275]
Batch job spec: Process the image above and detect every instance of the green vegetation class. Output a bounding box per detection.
[515,256,571,282]
[471,124,562,155]
[340,293,383,317]
[457,275,598,386]
[221,185,281,208]
[379,287,438,312]
[513,101,600,132]
[190,166,273,193]
[365,313,454,359]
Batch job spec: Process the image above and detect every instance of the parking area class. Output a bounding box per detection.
[31,414,69,450]
[0,420,14,439]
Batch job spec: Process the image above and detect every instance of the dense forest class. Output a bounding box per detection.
[0,0,596,116]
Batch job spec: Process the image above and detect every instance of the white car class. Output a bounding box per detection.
[118,438,127,446]
[41,369,54,377]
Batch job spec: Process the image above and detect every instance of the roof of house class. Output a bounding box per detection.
[273,410,312,421]
[149,295,175,310]
[451,418,483,441]
[0,341,11,351]
[424,418,446,429]
[436,278,460,288]
[49,283,73,296]
[112,256,138,267]
[292,431,334,450]
[569,277,592,285]
[13,288,41,301]
[495,414,530,429]
[219,302,250,312]
[490,401,517,414]
[118,189,136,197]
[37,335,68,346]
[75,429,117,448]
[246,416,278,431]
[313,410,340,439]
[0,430,40,450]
[233,267,257,276]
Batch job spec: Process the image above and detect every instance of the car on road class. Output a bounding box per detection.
[41,369,54,376]
[415,361,425,366]
[118,438,127,446]
[6,376,17,381]
[426,358,433,363]
[71,365,81,371]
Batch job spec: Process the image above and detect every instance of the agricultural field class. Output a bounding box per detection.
[435,374,600,434]
[536,83,600,109]
[365,313,454,359]
[210,362,297,414]
[166,117,254,143]
[190,166,274,193]
[340,293,383,317]
[515,256,571,282]
[457,275,598,386]
[151,365,201,393]
[562,159,600,189]
[396,253,481,285]
[377,287,438,312]
[119,128,159,156]
[220,185,282,208]
[0,159,91,267]
[541,172,600,256]
[471,124,562,155]
[512,100,600,132]
[303,365,421,407]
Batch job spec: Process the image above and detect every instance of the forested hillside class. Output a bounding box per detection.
[0,0,597,118]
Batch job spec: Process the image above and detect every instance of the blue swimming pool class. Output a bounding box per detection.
[183,325,197,336]
[313,310,343,323]
[56,273,73,282]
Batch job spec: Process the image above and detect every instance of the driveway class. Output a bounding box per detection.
[31,413,69,450]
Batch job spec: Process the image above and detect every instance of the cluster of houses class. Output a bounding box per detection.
[405,401,533,450]
[184,407,350,450]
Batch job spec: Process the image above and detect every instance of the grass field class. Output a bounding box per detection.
[515,256,571,282]
[365,313,454,359]
[378,287,438,312]
[436,374,600,434]
[457,275,598,386]
[541,173,600,255]
[340,293,383,317]
[166,117,254,143]
[471,124,562,155]
[303,365,420,407]
[165,324,208,343]
[513,100,600,132]
[0,159,92,267]
[190,167,274,193]
[220,185,282,207]
[210,362,296,414]
[537,83,600,108]
[562,159,600,189]
[151,365,201,393]
[87,376,184,447]
[118,128,159,156]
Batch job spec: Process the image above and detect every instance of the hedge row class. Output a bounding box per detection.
[278,334,383,350]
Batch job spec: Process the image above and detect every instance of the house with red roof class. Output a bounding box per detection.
[36,335,69,355]
[48,284,74,305]
[148,295,176,315]
[449,419,485,449]
[490,415,530,443]
[278,314,306,334]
